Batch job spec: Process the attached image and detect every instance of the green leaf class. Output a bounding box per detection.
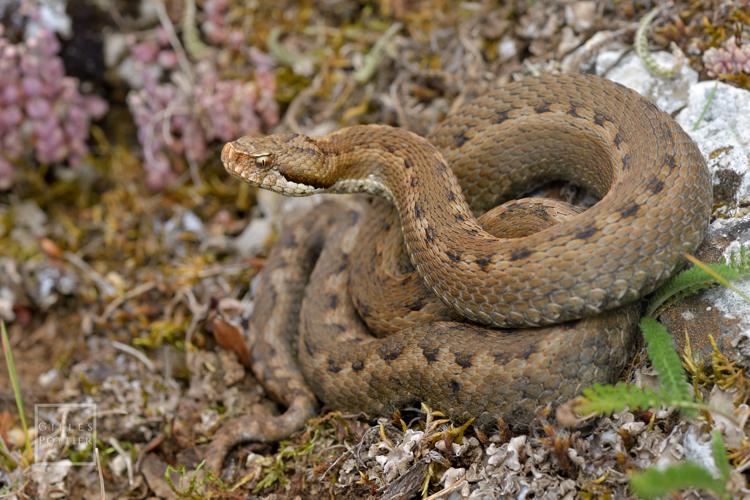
[712,431,731,483]
[640,317,695,414]
[630,462,725,499]
[577,382,662,415]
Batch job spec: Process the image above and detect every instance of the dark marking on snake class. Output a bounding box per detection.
[614,132,623,148]
[621,203,640,218]
[621,154,631,170]
[304,337,315,356]
[494,109,510,124]
[379,345,403,362]
[454,351,474,368]
[446,251,461,263]
[359,302,370,317]
[576,226,598,240]
[661,126,673,142]
[455,132,469,147]
[425,226,436,243]
[336,259,348,274]
[649,178,665,194]
[297,147,318,157]
[450,379,461,396]
[410,177,418,187]
[510,248,532,261]
[535,101,552,114]
[351,360,364,372]
[455,213,466,222]
[567,105,580,118]
[403,158,413,169]
[594,112,610,126]
[493,351,511,364]
[447,190,456,202]
[422,345,439,363]
[522,345,536,360]
[665,154,676,170]
[327,359,342,373]
[475,255,492,271]
[328,294,339,310]
[408,298,424,311]
[414,203,424,219]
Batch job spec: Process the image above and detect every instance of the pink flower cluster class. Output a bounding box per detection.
[703,38,750,78]
[201,0,245,49]
[0,25,107,189]
[124,28,279,189]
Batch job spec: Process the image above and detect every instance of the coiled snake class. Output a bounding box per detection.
[207,73,712,469]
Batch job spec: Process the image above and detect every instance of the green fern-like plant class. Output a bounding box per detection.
[629,431,731,500]
[574,247,750,499]
[576,319,703,418]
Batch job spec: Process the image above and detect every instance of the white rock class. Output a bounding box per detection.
[707,219,750,335]
[565,2,597,32]
[603,51,698,114]
[677,81,750,204]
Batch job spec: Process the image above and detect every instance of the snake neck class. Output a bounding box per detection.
[318,125,500,308]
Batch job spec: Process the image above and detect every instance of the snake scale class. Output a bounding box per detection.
[206,73,712,469]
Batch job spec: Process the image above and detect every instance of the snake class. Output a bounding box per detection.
[206,73,712,470]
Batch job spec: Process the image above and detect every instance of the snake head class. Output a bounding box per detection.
[221,133,333,196]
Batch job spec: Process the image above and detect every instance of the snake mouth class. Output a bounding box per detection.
[221,141,324,196]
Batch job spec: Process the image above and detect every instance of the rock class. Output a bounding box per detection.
[677,81,750,207]
[603,50,698,114]
[564,2,597,32]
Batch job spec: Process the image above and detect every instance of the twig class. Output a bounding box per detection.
[95,447,106,500]
[154,0,194,84]
[111,341,156,372]
[425,476,467,500]
[108,437,134,487]
[181,0,209,59]
[97,281,156,323]
[283,73,324,133]
[354,22,402,83]
[63,252,116,297]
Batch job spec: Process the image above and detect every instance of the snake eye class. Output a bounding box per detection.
[251,153,274,169]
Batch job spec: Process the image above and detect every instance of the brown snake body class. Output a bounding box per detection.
[207,74,712,469]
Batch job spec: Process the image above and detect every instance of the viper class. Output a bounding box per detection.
[206,73,712,470]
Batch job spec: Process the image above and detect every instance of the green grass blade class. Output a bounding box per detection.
[1,321,32,461]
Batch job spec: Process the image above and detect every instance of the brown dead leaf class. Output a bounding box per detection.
[0,411,14,442]
[210,317,251,367]
[39,237,63,258]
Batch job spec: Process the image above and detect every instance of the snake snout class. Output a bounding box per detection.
[221,142,241,171]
